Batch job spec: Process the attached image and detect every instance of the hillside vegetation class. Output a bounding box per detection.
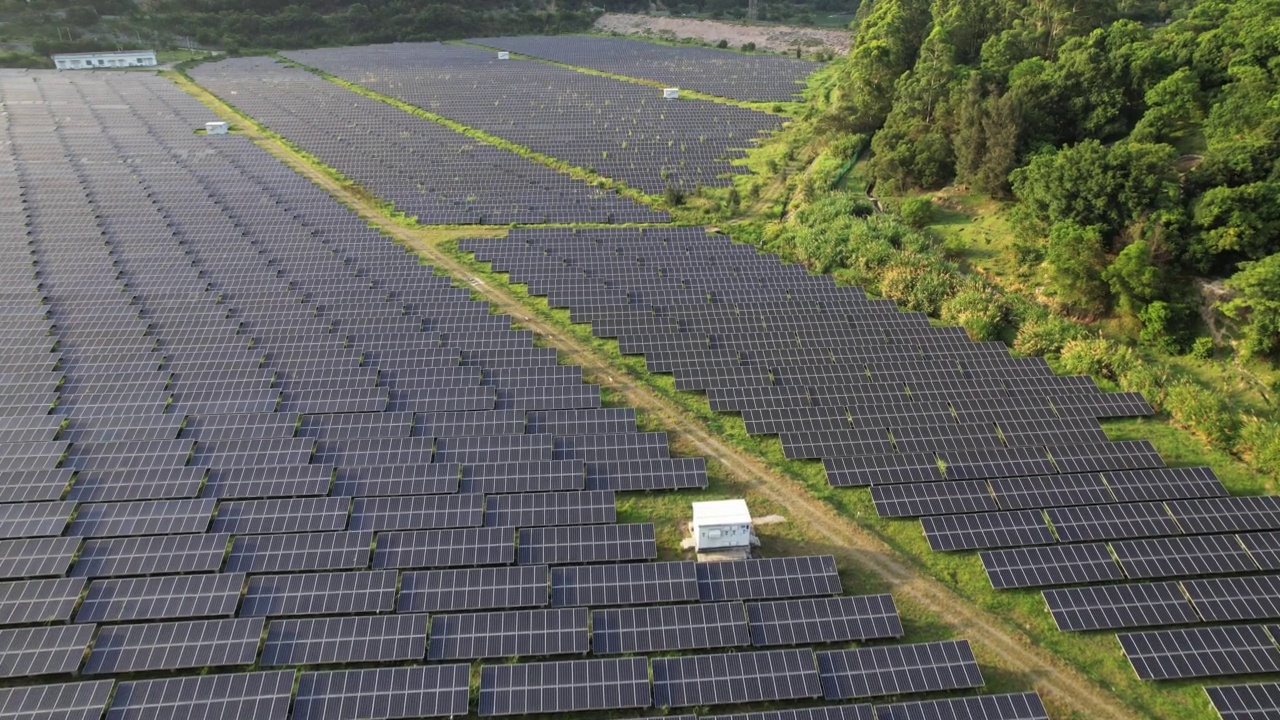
[0,0,595,59]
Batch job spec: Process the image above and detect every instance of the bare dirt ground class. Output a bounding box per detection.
[175,71,1143,720]
[593,13,852,55]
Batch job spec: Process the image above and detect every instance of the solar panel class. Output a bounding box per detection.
[696,556,841,601]
[1166,496,1280,534]
[241,570,396,617]
[479,657,651,716]
[212,497,350,534]
[225,531,373,574]
[652,649,822,708]
[874,692,1050,720]
[0,501,75,538]
[1043,582,1198,631]
[980,543,1123,589]
[372,527,514,568]
[68,498,214,537]
[747,595,903,646]
[484,490,616,527]
[77,573,244,622]
[293,666,471,720]
[85,617,264,674]
[871,480,996,517]
[1111,534,1258,579]
[71,533,229,577]
[1184,575,1280,623]
[262,613,429,665]
[0,536,80,579]
[1119,625,1280,680]
[1205,682,1280,720]
[0,577,86,625]
[1046,502,1180,542]
[552,561,698,607]
[349,494,484,531]
[921,511,1054,552]
[105,671,295,720]
[700,707,874,720]
[0,681,111,720]
[816,641,984,699]
[1238,532,1280,570]
[428,607,588,659]
[0,624,95,678]
[592,602,749,654]
[399,565,549,612]
[518,523,656,565]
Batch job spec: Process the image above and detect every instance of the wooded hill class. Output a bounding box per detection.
[818,0,1279,358]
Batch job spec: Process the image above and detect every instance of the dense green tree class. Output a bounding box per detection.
[827,0,933,133]
[1044,221,1111,315]
[1103,239,1164,314]
[1192,182,1280,266]
[1220,253,1280,359]
[1010,139,1177,239]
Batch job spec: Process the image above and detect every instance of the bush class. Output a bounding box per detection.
[878,260,959,315]
[1058,338,1139,383]
[1012,313,1088,356]
[1236,416,1280,480]
[941,284,1007,341]
[663,183,685,206]
[1138,301,1185,354]
[1164,379,1238,448]
[898,197,935,229]
[1188,336,1215,360]
[717,39,728,49]
[742,42,756,51]
[1118,362,1169,409]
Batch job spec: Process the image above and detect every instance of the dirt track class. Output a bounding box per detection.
[174,71,1143,720]
[593,13,852,55]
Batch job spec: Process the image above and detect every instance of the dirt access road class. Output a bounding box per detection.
[173,71,1142,720]
[594,13,852,55]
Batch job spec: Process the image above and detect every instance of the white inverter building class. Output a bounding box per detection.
[53,50,157,70]
[691,499,752,552]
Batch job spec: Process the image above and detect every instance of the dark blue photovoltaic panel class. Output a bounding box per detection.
[479,658,651,716]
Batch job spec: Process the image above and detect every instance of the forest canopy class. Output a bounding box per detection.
[816,0,1280,353]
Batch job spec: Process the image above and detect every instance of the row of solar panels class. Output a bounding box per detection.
[465,35,818,102]
[1,592,901,671]
[0,676,1050,720]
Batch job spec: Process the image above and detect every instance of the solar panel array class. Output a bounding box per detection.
[280,43,785,194]
[466,35,820,101]
[457,224,1280,697]
[0,68,1043,719]
[188,57,665,225]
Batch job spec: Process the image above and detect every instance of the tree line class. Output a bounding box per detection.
[820,0,1279,359]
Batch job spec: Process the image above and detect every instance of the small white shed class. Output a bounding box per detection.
[692,499,752,551]
[205,121,229,135]
[498,51,511,60]
[663,87,680,99]
[52,50,157,70]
